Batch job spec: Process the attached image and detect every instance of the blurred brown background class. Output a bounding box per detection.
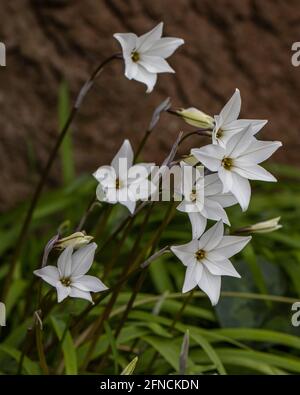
[0,0,299,211]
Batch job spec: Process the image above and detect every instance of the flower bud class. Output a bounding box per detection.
[177,107,214,129]
[55,232,93,250]
[183,154,199,166]
[238,217,282,234]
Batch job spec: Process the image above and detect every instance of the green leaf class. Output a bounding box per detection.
[50,316,77,374]
[104,321,119,374]
[121,356,138,375]
[188,330,227,375]
[0,344,40,375]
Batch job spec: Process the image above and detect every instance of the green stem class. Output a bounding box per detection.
[35,324,49,375]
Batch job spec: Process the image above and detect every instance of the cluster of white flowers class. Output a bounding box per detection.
[35,22,282,307]
[172,89,281,305]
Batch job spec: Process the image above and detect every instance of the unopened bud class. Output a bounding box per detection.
[238,217,282,234]
[177,107,214,129]
[55,232,93,250]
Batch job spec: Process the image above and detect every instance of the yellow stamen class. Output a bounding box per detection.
[221,157,233,170]
[131,51,140,62]
[195,249,206,261]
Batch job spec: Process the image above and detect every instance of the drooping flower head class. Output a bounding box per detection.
[114,22,184,93]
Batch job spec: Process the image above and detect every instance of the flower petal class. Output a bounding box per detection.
[204,198,230,225]
[71,243,97,277]
[57,246,73,278]
[238,139,282,164]
[133,66,157,93]
[219,88,241,126]
[214,235,251,258]
[230,172,251,211]
[69,287,93,303]
[139,55,175,73]
[191,145,224,171]
[113,33,137,55]
[136,22,163,52]
[188,212,207,239]
[56,285,71,303]
[34,266,60,287]
[145,37,184,58]
[226,125,255,158]
[198,268,221,306]
[203,257,241,278]
[198,220,224,251]
[233,162,277,182]
[111,139,134,175]
[204,173,223,196]
[182,262,203,293]
[93,166,116,188]
[72,275,108,292]
[218,167,233,193]
[209,191,237,208]
[171,240,199,266]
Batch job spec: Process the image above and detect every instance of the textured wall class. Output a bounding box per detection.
[0,0,300,210]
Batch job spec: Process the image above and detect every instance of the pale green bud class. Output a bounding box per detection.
[177,107,214,129]
[55,232,93,250]
[239,217,282,234]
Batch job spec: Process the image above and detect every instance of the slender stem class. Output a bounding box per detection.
[178,129,212,146]
[3,53,122,301]
[134,129,152,162]
[76,196,98,232]
[35,324,49,375]
[103,213,136,280]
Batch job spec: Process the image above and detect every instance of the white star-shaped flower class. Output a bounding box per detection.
[177,163,237,238]
[93,139,155,214]
[114,22,184,93]
[212,88,267,147]
[34,243,107,303]
[191,126,282,211]
[171,221,251,305]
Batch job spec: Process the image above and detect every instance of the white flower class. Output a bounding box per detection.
[171,221,251,305]
[177,163,237,238]
[212,88,267,147]
[34,243,107,303]
[191,126,282,211]
[93,139,155,214]
[114,22,184,93]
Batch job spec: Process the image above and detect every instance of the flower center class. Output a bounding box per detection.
[216,128,223,139]
[195,249,206,261]
[221,157,233,170]
[131,51,140,62]
[115,178,123,189]
[190,189,197,202]
[60,277,71,287]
